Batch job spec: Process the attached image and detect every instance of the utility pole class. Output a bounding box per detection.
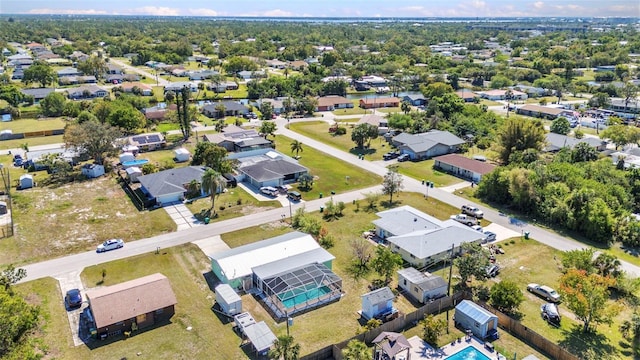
[446,243,455,334]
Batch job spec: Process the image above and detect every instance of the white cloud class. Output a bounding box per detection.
[28,8,108,15]
[188,8,219,16]
[263,9,293,17]
[533,1,545,10]
[131,6,180,16]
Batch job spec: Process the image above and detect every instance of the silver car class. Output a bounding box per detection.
[97,238,124,253]
[527,283,561,303]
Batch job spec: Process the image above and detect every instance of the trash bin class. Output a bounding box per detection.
[204,217,210,224]
[320,206,324,213]
[524,231,530,240]
[319,193,323,198]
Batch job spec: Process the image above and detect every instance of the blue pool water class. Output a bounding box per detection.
[446,347,491,360]
[122,159,149,168]
[280,286,331,309]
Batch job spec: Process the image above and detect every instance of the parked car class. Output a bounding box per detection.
[450,214,478,226]
[260,186,278,197]
[287,191,302,201]
[96,238,124,253]
[471,225,483,232]
[541,302,561,325]
[397,154,410,162]
[486,264,500,278]
[483,231,497,243]
[527,283,561,303]
[461,204,484,218]
[383,151,399,160]
[65,288,83,309]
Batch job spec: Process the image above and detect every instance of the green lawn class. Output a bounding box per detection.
[2,118,67,133]
[575,70,595,82]
[155,122,181,132]
[395,159,462,187]
[479,99,503,106]
[273,134,382,199]
[288,121,391,161]
[375,107,401,114]
[334,117,361,123]
[221,83,248,99]
[331,107,368,116]
[185,186,281,222]
[0,135,65,151]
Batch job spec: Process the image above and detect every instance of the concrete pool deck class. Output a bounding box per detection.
[406,335,506,360]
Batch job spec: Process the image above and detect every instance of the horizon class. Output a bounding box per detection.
[1,0,638,18]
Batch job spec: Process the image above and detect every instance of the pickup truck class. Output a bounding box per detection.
[450,214,478,226]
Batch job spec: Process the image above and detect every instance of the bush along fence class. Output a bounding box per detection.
[479,302,579,360]
[301,292,467,360]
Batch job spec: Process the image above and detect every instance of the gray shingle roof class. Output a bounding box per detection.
[240,159,307,182]
[399,268,448,292]
[138,166,206,198]
[393,130,465,153]
[203,101,248,113]
[362,286,395,304]
[21,88,54,99]
[545,133,604,152]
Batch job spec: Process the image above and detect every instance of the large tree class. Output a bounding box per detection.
[550,117,571,135]
[201,169,226,213]
[106,101,146,133]
[455,242,491,285]
[260,101,274,120]
[600,124,640,150]
[351,123,378,149]
[191,142,232,173]
[259,121,277,139]
[268,335,300,360]
[489,281,524,314]
[22,61,56,88]
[76,56,108,79]
[559,269,617,332]
[40,91,66,117]
[371,245,403,284]
[64,120,121,164]
[0,286,40,358]
[497,117,546,164]
[382,166,404,204]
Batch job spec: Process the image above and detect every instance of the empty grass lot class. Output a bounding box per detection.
[2,118,67,133]
[395,159,462,187]
[0,175,175,267]
[288,121,391,161]
[273,134,382,199]
[0,135,65,151]
[331,107,369,116]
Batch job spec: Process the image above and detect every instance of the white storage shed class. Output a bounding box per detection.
[81,163,105,178]
[126,166,143,183]
[19,174,34,189]
[119,152,135,164]
[174,148,190,162]
[215,283,242,316]
[454,300,499,340]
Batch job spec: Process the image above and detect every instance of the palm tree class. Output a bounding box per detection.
[342,339,370,360]
[201,169,226,213]
[400,101,411,114]
[290,140,303,158]
[268,335,300,360]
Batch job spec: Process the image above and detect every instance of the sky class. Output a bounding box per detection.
[1,0,638,18]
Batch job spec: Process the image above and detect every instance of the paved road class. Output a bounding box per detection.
[108,58,169,86]
[17,111,640,282]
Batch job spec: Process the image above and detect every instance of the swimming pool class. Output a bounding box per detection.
[122,159,149,168]
[279,286,331,309]
[446,346,491,360]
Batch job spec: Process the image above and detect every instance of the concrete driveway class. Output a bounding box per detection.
[164,202,202,231]
[55,271,89,346]
[192,235,230,257]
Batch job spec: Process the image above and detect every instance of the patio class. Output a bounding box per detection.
[406,335,506,359]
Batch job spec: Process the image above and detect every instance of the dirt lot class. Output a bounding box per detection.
[0,175,176,266]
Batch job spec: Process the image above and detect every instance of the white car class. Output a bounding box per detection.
[97,239,124,253]
[260,186,278,197]
[527,283,561,303]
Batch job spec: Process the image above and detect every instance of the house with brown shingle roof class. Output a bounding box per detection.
[288,60,308,70]
[433,154,496,183]
[316,95,353,111]
[455,89,478,103]
[85,273,177,339]
[359,97,400,109]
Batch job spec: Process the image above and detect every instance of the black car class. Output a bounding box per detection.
[382,151,399,160]
[397,154,410,162]
[65,289,83,309]
[541,303,561,325]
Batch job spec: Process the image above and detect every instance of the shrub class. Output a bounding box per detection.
[334,126,347,135]
[219,205,225,211]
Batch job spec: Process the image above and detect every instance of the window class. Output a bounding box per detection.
[410,254,416,259]
[155,308,164,315]
[403,279,407,286]
[474,321,480,327]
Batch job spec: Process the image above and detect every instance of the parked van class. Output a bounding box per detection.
[260,186,278,197]
[461,204,484,219]
[287,191,302,201]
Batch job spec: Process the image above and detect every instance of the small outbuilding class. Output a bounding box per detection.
[361,286,396,320]
[454,300,499,340]
[174,148,190,163]
[126,166,143,183]
[81,163,105,178]
[373,332,412,360]
[0,130,12,140]
[19,174,34,189]
[234,312,277,356]
[397,267,447,304]
[215,283,242,316]
[119,152,135,164]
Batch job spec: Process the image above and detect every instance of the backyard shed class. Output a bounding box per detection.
[234,312,277,355]
[454,300,499,340]
[119,152,135,164]
[174,148,190,162]
[215,283,242,316]
[81,163,105,178]
[19,174,34,189]
[126,166,143,183]
[397,267,447,304]
[361,286,396,320]
[0,129,12,140]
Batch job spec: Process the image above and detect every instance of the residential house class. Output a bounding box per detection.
[595,65,616,72]
[516,104,574,119]
[397,267,447,304]
[210,231,341,318]
[81,163,105,178]
[433,154,496,183]
[66,85,108,100]
[257,98,286,114]
[121,82,153,96]
[237,70,266,80]
[25,42,46,52]
[57,67,82,77]
[455,89,478,103]
[477,89,528,101]
[611,148,640,169]
[373,206,484,268]
[202,101,249,118]
[316,96,353,111]
[9,58,34,68]
[265,59,287,69]
[208,80,239,93]
[105,64,123,75]
[106,74,125,84]
[391,130,465,160]
[231,149,309,188]
[11,69,24,80]
[20,88,55,103]
[85,273,177,339]
[608,97,640,116]
[164,82,197,93]
[142,103,177,121]
[402,94,426,106]
[545,133,607,152]
[128,133,166,152]
[188,70,219,81]
[511,84,549,97]
[359,97,400,109]
[356,114,389,134]
[202,125,272,153]
[138,166,206,205]
[361,287,397,321]
[288,60,308,70]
